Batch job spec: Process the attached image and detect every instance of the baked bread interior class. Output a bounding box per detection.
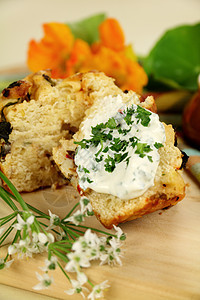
[0,70,122,192]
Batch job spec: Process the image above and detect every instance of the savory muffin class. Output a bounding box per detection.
[53,87,185,228]
[0,70,122,191]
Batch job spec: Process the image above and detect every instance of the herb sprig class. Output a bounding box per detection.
[0,171,126,299]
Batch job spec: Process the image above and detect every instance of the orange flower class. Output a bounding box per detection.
[66,39,91,76]
[27,18,148,93]
[99,18,125,51]
[27,22,74,78]
[88,18,148,93]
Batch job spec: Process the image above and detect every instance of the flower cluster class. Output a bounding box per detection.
[0,171,126,299]
[27,16,148,93]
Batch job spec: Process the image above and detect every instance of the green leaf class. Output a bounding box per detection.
[67,13,106,45]
[143,23,200,91]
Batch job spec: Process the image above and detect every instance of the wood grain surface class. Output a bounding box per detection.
[0,171,199,300]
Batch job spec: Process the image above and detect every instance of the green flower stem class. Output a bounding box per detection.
[22,227,28,240]
[0,219,17,246]
[76,224,116,237]
[50,247,69,263]
[0,213,17,227]
[0,212,17,221]
[4,253,9,262]
[12,230,21,243]
[57,261,71,281]
[87,278,94,288]
[3,231,21,262]
[0,226,13,245]
[35,215,50,220]
[24,205,48,218]
[34,219,46,234]
[48,249,52,261]
[61,202,80,221]
[0,171,29,212]
[0,186,18,211]
[53,240,73,245]
[67,231,76,241]
[65,225,85,235]
[61,225,81,238]
[52,245,71,253]
[3,189,49,218]
[35,220,60,236]
[0,216,15,228]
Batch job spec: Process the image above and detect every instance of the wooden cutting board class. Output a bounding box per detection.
[0,171,199,300]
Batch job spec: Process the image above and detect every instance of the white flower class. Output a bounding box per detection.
[8,237,33,258]
[8,231,54,259]
[33,272,54,290]
[72,229,100,255]
[38,232,54,245]
[113,225,126,241]
[11,237,34,258]
[12,214,34,231]
[99,237,123,266]
[56,228,66,241]
[0,258,14,269]
[65,251,91,273]
[88,280,110,300]
[46,210,60,230]
[64,210,85,225]
[65,272,88,298]
[8,244,17,255]
[84,230,100,249]
[80,197,93,215]
[40,256,57,272]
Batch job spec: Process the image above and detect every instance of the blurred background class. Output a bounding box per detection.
[0,0,200,153]
[0,0,200,70]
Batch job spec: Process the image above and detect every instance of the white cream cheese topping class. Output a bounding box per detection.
[74,95,166,200]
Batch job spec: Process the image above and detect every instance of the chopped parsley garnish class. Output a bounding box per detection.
[75,104,159,177]
[74,139,89,149]
[110,138,128,152]
[135,143,152,156]
[104,155,116,173]
[86,177,93,183]
[114,152,129,163]
[83,167,90,173]
[129,136,139,148]
[154,142,164,149]
[136,105,151,127]
[106,117,117,129]
[148,156,153,162]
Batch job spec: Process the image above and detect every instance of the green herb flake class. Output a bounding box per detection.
[135,143,153,158]
[86,177,93,183]
[123,106,135,125]
[104,156,116,173]
[106,117,117,129]
[74,139,89,149]
[148,156,153,162]
[114,152,128,164]
[154,142,164,149]
[136,106,152,127]
[95,155,103,162]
